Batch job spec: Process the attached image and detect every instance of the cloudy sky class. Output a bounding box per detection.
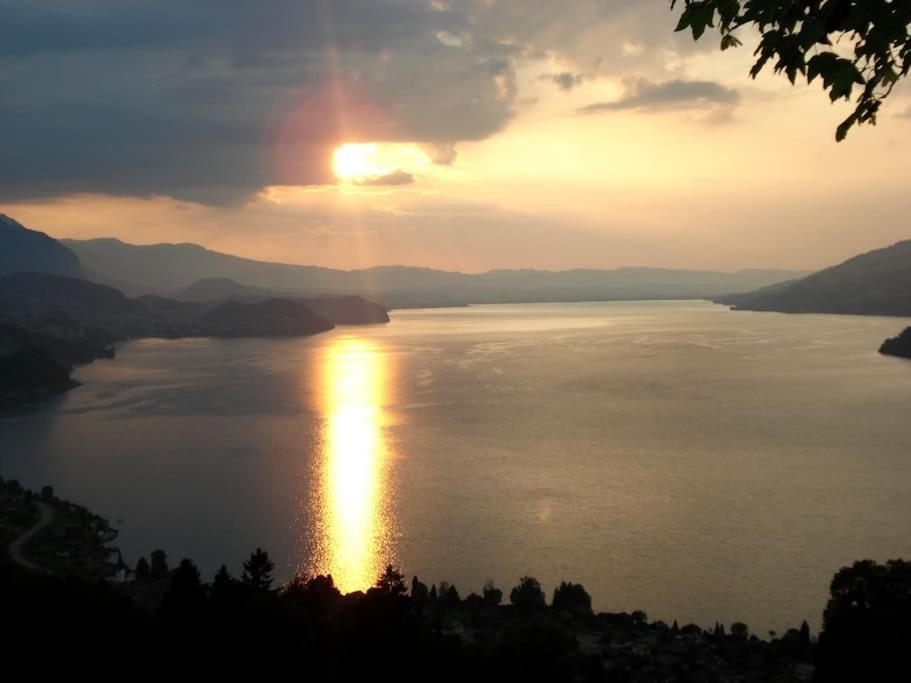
[2,0,910,272]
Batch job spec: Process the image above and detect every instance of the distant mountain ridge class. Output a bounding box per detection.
[0,270,391,398]
[0,272,389,339]
[0,214,82,279]
[62,236,807,308]
[717,240,911,316]
[174,277,280,303]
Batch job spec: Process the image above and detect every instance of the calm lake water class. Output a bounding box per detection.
[3,301,911,632]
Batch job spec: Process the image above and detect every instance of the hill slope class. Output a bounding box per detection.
[0,214,83,279]
[718,240,911,316]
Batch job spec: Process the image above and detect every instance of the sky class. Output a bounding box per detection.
[2,0,910,273]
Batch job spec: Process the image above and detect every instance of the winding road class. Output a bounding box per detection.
[8,501,55,573]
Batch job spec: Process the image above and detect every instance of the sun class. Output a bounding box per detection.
[333,143,377,182]
[332,142,431,184]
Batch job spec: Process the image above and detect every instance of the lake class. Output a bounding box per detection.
[3,300,911,633]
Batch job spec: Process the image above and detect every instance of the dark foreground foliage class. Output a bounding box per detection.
[1,553,821,682]
[3,478,910,680]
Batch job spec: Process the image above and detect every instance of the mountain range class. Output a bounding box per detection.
[61,235,808,309]
[2,212,910,396]
[4,214,910,318]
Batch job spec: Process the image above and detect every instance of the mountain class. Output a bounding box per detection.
[62,236,806,308]
[62,237,345,297]
[0,273,393,398]
[0,272,332,339]
[0,272,387,341]
[0,272,143,328]
[0,322,79,399]
[174,278,390,324]
[173,277,280,303]
[203,299,334,337]
[717,240,911,316]
[303,296,390,325]
[880,328,911,360]
[0,214,82,279]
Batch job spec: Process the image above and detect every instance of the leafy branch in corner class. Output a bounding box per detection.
[670,0,911,140]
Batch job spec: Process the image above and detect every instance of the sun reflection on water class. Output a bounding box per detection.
[309,337,395,593]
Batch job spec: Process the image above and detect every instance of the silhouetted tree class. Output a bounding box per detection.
[798,619,811,658]
[211,564,237,603]
[135,556,150,582]
[431,580,461,610]
[731,622,749,640]
[670,0,911,140]
[510,576,546,613]
[284,573,341,616]
[631,610,648,627]
[376,564,407,597]
[483,580,503,608]
[443,584,461,608]
[160,558,206,621]
[411,576,429,600]
[818,559,911,681]
[411,576,429,614]
[241,548,275,591]
[552,582,592,617]
[149,549,168,580]
[40,485,54,501]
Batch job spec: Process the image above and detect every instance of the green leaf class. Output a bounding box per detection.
[676,3,715,41]
[880,66,899,87]
[835,113,858,142]
[807,52,839,84]
[829,60,865,101]
[720,33,742,51]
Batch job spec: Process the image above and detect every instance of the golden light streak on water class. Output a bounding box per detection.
[309,337,395,592]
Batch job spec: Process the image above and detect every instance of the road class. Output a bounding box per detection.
[8,500,55,573]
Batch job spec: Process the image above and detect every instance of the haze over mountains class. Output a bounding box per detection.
[62,235,807,309]
[4,213,910,319]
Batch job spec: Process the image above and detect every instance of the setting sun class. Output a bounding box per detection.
[332,142,431,185]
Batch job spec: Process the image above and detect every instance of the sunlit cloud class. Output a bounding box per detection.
[332,143,432,186]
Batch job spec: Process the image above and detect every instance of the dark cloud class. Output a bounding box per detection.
[0,1,518,204]
[542,72,584,91]
[580,78,740,114]
[0,1,716,205]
